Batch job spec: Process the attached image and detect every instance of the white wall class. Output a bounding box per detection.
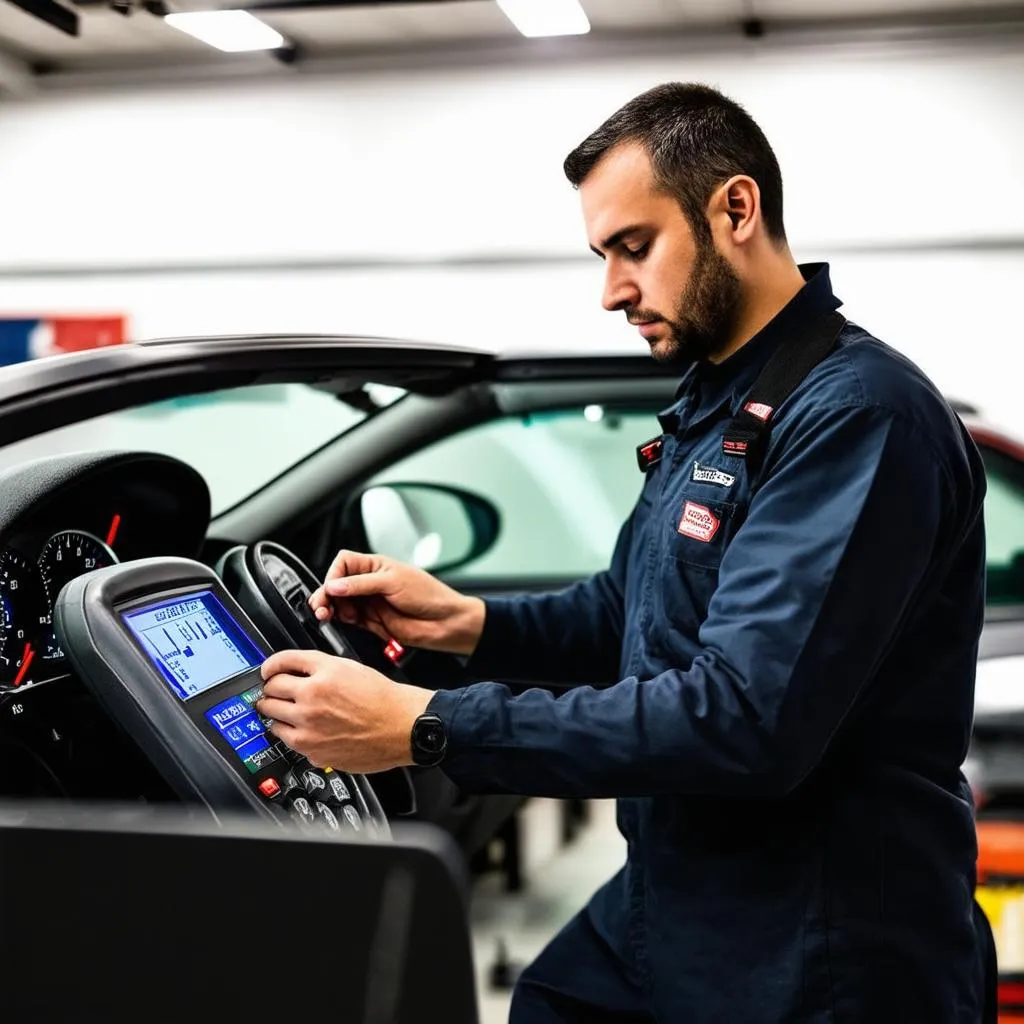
[0,34,1022,429]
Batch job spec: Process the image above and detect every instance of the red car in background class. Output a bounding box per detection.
[950,409,1024,1020]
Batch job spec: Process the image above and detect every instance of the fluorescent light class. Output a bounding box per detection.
[496,0,590,38]
[164,10,284,52]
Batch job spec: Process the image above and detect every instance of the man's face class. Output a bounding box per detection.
[580,142,742,364]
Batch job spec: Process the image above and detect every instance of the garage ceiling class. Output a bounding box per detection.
[0,0,1023,83]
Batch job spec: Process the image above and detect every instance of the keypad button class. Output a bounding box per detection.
[240,685,264,707]
[258,777,281,800]
[323,771,350,807]
[286,795,316,828]
[314,802,341,832]
[341,804,363,832]
[302,768,329,801]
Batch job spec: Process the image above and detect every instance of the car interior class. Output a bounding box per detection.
[0,342,682,867]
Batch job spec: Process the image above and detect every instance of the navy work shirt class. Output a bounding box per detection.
[428,265,988,1022]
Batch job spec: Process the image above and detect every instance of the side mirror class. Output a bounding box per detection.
[357,482,500,573]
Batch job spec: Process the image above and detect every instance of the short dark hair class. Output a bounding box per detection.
[563,82,787,244]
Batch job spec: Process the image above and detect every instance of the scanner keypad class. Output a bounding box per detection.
[259,753,367,836]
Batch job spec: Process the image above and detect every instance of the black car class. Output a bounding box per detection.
[0,333,1022,914]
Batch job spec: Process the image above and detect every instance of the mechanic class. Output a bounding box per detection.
[256,83,991,1022]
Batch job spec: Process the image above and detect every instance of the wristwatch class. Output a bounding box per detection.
[410,712,448,768]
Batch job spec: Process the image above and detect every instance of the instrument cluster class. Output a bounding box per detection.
[0,452,212,698]
[0,524,121,691]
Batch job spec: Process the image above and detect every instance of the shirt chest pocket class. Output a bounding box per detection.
[662,489,746,635]
[668,490,744,569]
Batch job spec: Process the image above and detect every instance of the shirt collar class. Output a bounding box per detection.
[657,262,842,434]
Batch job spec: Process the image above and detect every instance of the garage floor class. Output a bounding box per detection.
[469,799,626,1024]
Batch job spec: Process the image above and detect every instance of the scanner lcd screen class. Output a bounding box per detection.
[122,590,263,701]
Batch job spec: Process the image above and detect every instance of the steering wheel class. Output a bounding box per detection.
[216,541,416,823]
[220,541,358,657]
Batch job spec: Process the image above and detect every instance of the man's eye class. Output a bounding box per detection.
[625,243,649,261]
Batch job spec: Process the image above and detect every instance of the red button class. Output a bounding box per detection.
[258,778,281,799]
[384,638,405,662]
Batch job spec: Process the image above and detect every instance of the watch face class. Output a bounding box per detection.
[414,714,446,765]
[421,722,445,752]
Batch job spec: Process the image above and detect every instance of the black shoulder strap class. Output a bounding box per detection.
[722,310,847,470]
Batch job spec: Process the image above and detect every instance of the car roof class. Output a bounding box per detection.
[0,333,1013,446]
[0,333,663,400]
[136,333,653,363]
[136,333,492,355]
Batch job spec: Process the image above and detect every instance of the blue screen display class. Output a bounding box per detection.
[121,590,263,701]
[205,689,281,774]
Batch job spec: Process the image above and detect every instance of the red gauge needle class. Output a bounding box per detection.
[13,643,34,687]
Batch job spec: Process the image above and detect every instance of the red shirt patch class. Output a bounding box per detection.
[744,401,773,422]
[678,501,721,543]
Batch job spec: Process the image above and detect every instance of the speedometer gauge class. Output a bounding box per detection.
[0,550,47,689]
[39,530,119,660]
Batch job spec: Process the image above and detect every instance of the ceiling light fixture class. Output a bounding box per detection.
[164,9,284,52]
[496,0,590,39]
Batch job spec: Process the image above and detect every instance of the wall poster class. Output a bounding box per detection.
[0,316,128,367]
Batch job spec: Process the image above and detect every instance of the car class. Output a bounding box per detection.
[0,333,1022,982]
[0,334,683,872]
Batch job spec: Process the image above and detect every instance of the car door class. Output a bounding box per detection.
[326,354,680,647]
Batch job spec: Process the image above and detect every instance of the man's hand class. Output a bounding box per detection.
[308,549,485,657]
[256,649,435,773]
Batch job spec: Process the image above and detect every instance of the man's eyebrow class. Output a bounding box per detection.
[590,225,645,259]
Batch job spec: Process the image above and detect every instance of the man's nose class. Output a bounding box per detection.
[602,266,640,312]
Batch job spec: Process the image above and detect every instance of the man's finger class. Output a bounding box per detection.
[259,673,304,701]
[325,570,391,600]
[309,587,333,621]
[261,649,323,680]
[324,549,377,585]
[266,718,302,748]
[256,695,302,727]
[333,598,362,624]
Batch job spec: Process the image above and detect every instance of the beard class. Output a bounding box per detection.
[631,236,743,365]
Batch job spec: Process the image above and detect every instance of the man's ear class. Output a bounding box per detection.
[709,175,760,246]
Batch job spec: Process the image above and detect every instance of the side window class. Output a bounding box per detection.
[366,408,659,584]
[981,445,1024,609]
[0,383,400,516]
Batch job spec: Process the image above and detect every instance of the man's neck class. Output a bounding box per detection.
[709,259,807,365]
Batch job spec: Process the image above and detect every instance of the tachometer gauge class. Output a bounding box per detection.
[0,550,47,689]
[39,530,119,660]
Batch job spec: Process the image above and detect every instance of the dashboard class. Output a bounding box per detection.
[0,449,491,847]
[0,452,211,697]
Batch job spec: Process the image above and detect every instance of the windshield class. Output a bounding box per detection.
[0,382,401,515]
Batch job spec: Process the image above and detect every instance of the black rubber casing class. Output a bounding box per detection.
[54,556,387,833]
